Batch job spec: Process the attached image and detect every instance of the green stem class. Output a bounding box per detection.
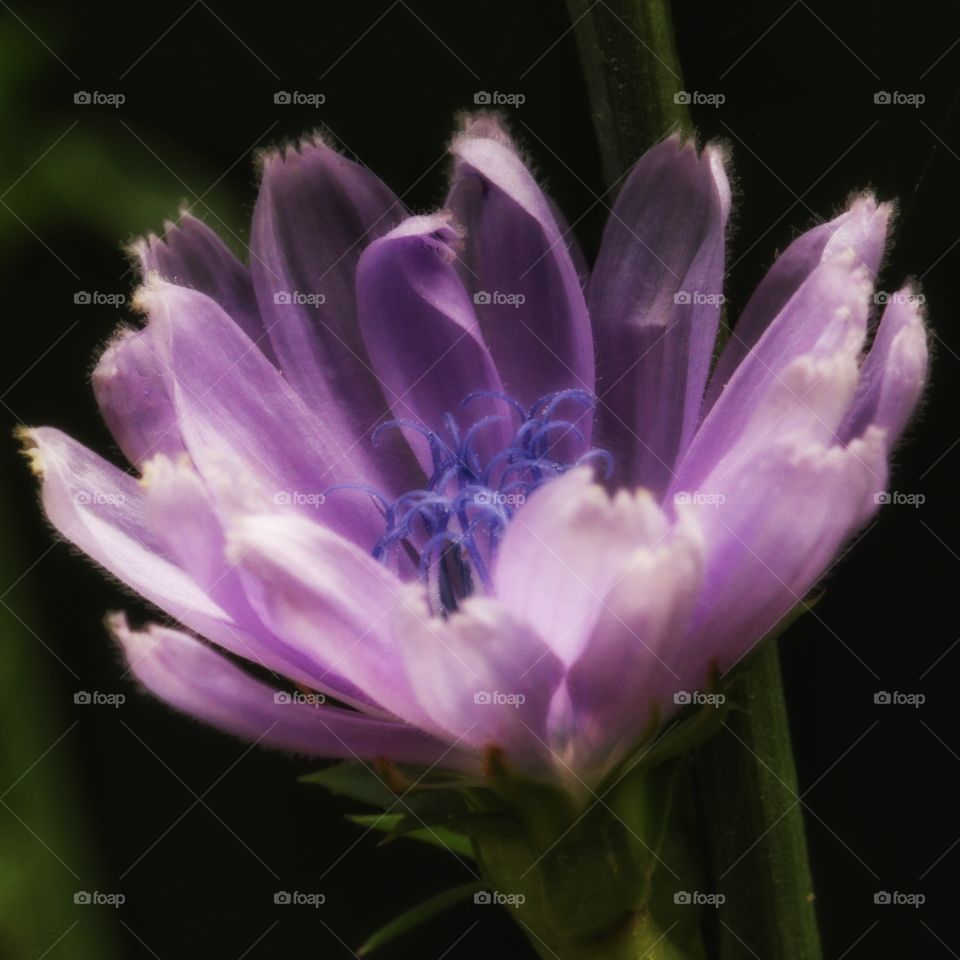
[566,3,823,958]
[695,642,822,960]
[565,0,692,184]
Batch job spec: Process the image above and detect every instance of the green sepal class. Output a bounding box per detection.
[627,689,735,775]
[346,813,476,858]
[299,761,399,807]
[299,759,474,808]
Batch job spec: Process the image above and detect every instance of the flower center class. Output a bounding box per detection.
[334,391,612,616]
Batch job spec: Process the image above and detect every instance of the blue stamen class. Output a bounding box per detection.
[330,390,612,615]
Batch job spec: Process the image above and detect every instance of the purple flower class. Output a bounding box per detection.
[22,116,927,788]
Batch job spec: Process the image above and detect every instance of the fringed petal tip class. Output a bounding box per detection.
[841,190,895,226]
[128,272,170,314]
[839,281,929,446]
[90,323,135,370]
[655,130,731,174]
[15,425,44,476]
[451,110,517,149]
[125,206,201,270]
[253,129,338,175]
[822,193,894,275]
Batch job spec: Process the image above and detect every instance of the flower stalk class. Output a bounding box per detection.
[565,0,692,185]
[566,3,823,957]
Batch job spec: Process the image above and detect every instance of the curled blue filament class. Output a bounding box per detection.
[329,390,613,614]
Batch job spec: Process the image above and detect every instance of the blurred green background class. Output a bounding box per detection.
[1,0,958,956]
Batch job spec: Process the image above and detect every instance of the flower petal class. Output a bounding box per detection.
[112,615,462,768]
[21,428,238,644]
[493,468,673,665]
[132,211,273,360]
[447,116,594,409]
[140,454,251,611]
[356,213,509,472]
[137,454,377,706]
[135,277,388,548]
[92,326,183,468]
[672,253,872,497]
[704,195,891,415]
[394,595,565,777]
[250,135,405,445]
[22,430,369,703]
[838,286,929,446]
[588,136,730,495]
[558,516,703,783]
[226,511,430,727]
[681,427,887,684]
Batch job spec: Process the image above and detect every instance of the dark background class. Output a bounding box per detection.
[1,0,958,957]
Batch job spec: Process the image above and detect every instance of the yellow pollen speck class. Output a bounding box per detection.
[15,427,45,476]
